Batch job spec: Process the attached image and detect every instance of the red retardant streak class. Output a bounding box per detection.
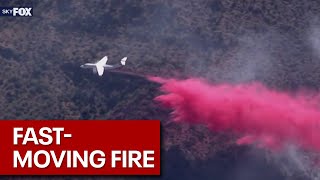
[149,76,320,152]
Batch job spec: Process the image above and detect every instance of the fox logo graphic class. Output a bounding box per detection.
[13,8,32,17]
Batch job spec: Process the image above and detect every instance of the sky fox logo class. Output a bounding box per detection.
[1,7,33,17]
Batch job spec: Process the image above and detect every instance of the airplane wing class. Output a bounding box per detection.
[96,65,104,76]
[96,56,108,66]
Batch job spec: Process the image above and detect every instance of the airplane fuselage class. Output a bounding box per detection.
[80,63,95,68]
[80,63,118,70]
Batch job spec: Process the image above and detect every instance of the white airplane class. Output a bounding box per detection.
[80,56,127,76]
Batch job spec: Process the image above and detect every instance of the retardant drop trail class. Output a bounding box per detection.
[148,76,320,152]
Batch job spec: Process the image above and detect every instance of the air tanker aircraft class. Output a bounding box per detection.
[80,56,127,76]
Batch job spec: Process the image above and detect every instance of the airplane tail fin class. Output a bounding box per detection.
[121,57,127,66]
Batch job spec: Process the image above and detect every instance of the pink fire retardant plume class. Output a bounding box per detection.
[149,76,320,152]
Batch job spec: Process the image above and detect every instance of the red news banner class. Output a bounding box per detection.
[0,120,160,175]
